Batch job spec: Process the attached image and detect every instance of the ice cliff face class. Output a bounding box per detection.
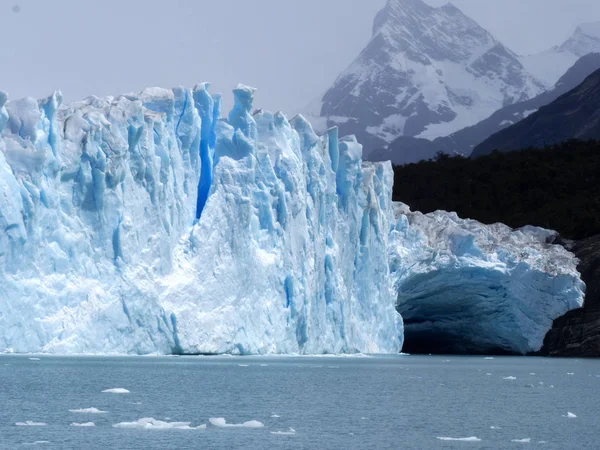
[0,85,402,354]
[390,204,585,355]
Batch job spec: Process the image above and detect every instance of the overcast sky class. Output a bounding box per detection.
[1,0,600,114]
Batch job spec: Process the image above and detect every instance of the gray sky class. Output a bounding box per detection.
[1,0,600,114]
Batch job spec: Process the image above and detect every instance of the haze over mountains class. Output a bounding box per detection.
[309,0,600,164]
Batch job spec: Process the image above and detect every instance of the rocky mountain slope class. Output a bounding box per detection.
[541,235,600,357]
[371,53,600,164]
[472,67,600,156]
[314,0,544,158]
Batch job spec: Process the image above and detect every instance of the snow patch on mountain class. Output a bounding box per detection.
[521,22,600,88]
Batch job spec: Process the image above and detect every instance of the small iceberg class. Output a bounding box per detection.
[512,438,531,443]
[563,412,577,418]
[271,413,280,418]
[484,357,494,360]
[69,407,107,414]
[271,427,296,435]
[71,422,95,427]
[503,376,517,380]
[113,418,206,430]
[102,388,130,394]
[28,358,40,361]
[209,418,264,428]
[15,421,47,426]
[437,436,481,442]
[238,364,249,367]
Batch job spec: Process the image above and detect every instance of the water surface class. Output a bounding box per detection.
[0,355,598,449]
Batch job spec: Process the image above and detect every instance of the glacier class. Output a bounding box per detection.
[0,84,401,354]
[0,82,585,356]
[389,204,585,355]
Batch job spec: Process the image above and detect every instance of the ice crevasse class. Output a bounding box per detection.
[0,84,402,354]
[0,83,585,355]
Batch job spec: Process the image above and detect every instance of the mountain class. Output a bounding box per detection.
[522,22,600,87]
[472,67,600,156]
[314,0,545,157]
[370,53,600,164]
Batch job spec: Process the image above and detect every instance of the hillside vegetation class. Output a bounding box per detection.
[392,140,600,240]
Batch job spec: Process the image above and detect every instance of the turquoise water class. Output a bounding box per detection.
[0,355,598,449]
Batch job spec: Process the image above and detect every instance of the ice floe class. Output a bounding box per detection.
[70,422,95,427]
[15,421,47,426]
[503,376,517,380]
[28,358,40,361]
[113,418,206,430]
[563,412,577,418]
[102,388,130,394]
[437,436,481,442]
[208,418,264,428]
[271,413,280,418]
[271,428,296,435]
[69,407,107,414]
[484,357,494,360]
[512,438,531,443]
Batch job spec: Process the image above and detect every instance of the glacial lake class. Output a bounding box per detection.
[0,355,598,449]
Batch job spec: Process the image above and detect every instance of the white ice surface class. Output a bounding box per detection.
[113,418,206,430]
[437,437,481,442]
[102,388,130,394]
[15,421,47,426]
[70,422,95,427]
[209,418,264,428]
[69,408,107,414]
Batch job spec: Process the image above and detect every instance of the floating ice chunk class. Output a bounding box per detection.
[208,418,264,428]
[28,358,40,361]
[538,441,548,444]
[567,373,574,375]
[102,388,130,394]
[436,437,481,442]
[23,442,50,446]
[511,438,531,443]
[529,373,536,375]
[113,418,206,430]
[490,426,501,429]
[503,376,517,380]
[564,412,577,418]
[69,407,107,414]
[271,428,296,435]
[484,357,494,360]
[486,373,492,376]
[16,421,47,426]
[238,364,249,367]
[260,364,269,367]
[71,422,95,427]
[271,413,280,418]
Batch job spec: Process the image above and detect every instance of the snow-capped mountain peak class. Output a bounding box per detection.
[522,21,600,89]
[560,21,600,56]
[317,0,545,155]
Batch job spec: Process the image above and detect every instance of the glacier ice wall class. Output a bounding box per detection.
[0,84,402,354]
[390,204,585,355]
